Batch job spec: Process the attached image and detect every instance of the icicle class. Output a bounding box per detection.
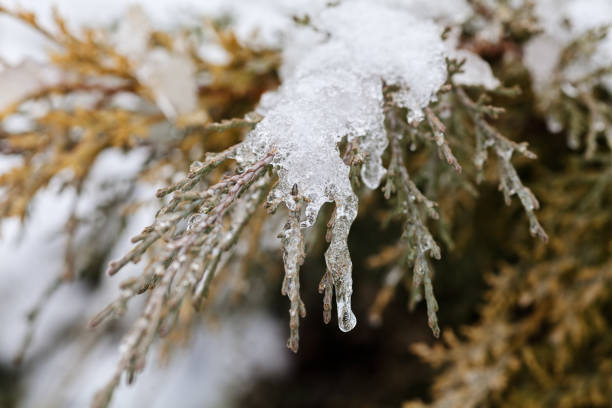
[279,191,307,353]
[324,194,358,332]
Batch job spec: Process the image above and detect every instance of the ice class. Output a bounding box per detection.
[524,35,563,94]
[0,60,64,112]
[324,194,359,332]
[445,29,500,90]
[238,1,454,332]
[526,0,612,93]
[241,0,448,214]
[114,7,199,120]
[113,5,152,60]
[280,208,306,352]
[451,49,500,90]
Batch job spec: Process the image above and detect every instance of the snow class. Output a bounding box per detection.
[452,49,501,89]
[0,60,64,111]
[0,148,150,361]
[445,29,500,90]
[238,1,458,333]
[113,6,198,119]
[136,49,198,118]
[0,147,288,407]
[242,0,448,218]
[22,313,287,408]
[525,0,612,93]
[384,0,472,25]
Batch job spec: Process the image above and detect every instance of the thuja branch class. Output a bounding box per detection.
[455,87,548,242]
[384,119,442,337]
[90,150,274,407]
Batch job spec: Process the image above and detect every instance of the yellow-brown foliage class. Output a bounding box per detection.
[0,6,279,220]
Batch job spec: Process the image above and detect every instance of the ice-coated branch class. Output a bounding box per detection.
[425,107,462,173]
[279,186,307,352]
[324,194,359,333]
[385,126,442,337]
[90,151,273,408]
[455,87,548,242]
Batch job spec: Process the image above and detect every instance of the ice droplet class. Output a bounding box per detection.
[187,213,203,230]
[338,305,357,332]
[594,119,606,132]
[567,133,580,150]
[546,115,563,134]
[561,82,578,98]
[498,145,514,162]
[189,161,203,173]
